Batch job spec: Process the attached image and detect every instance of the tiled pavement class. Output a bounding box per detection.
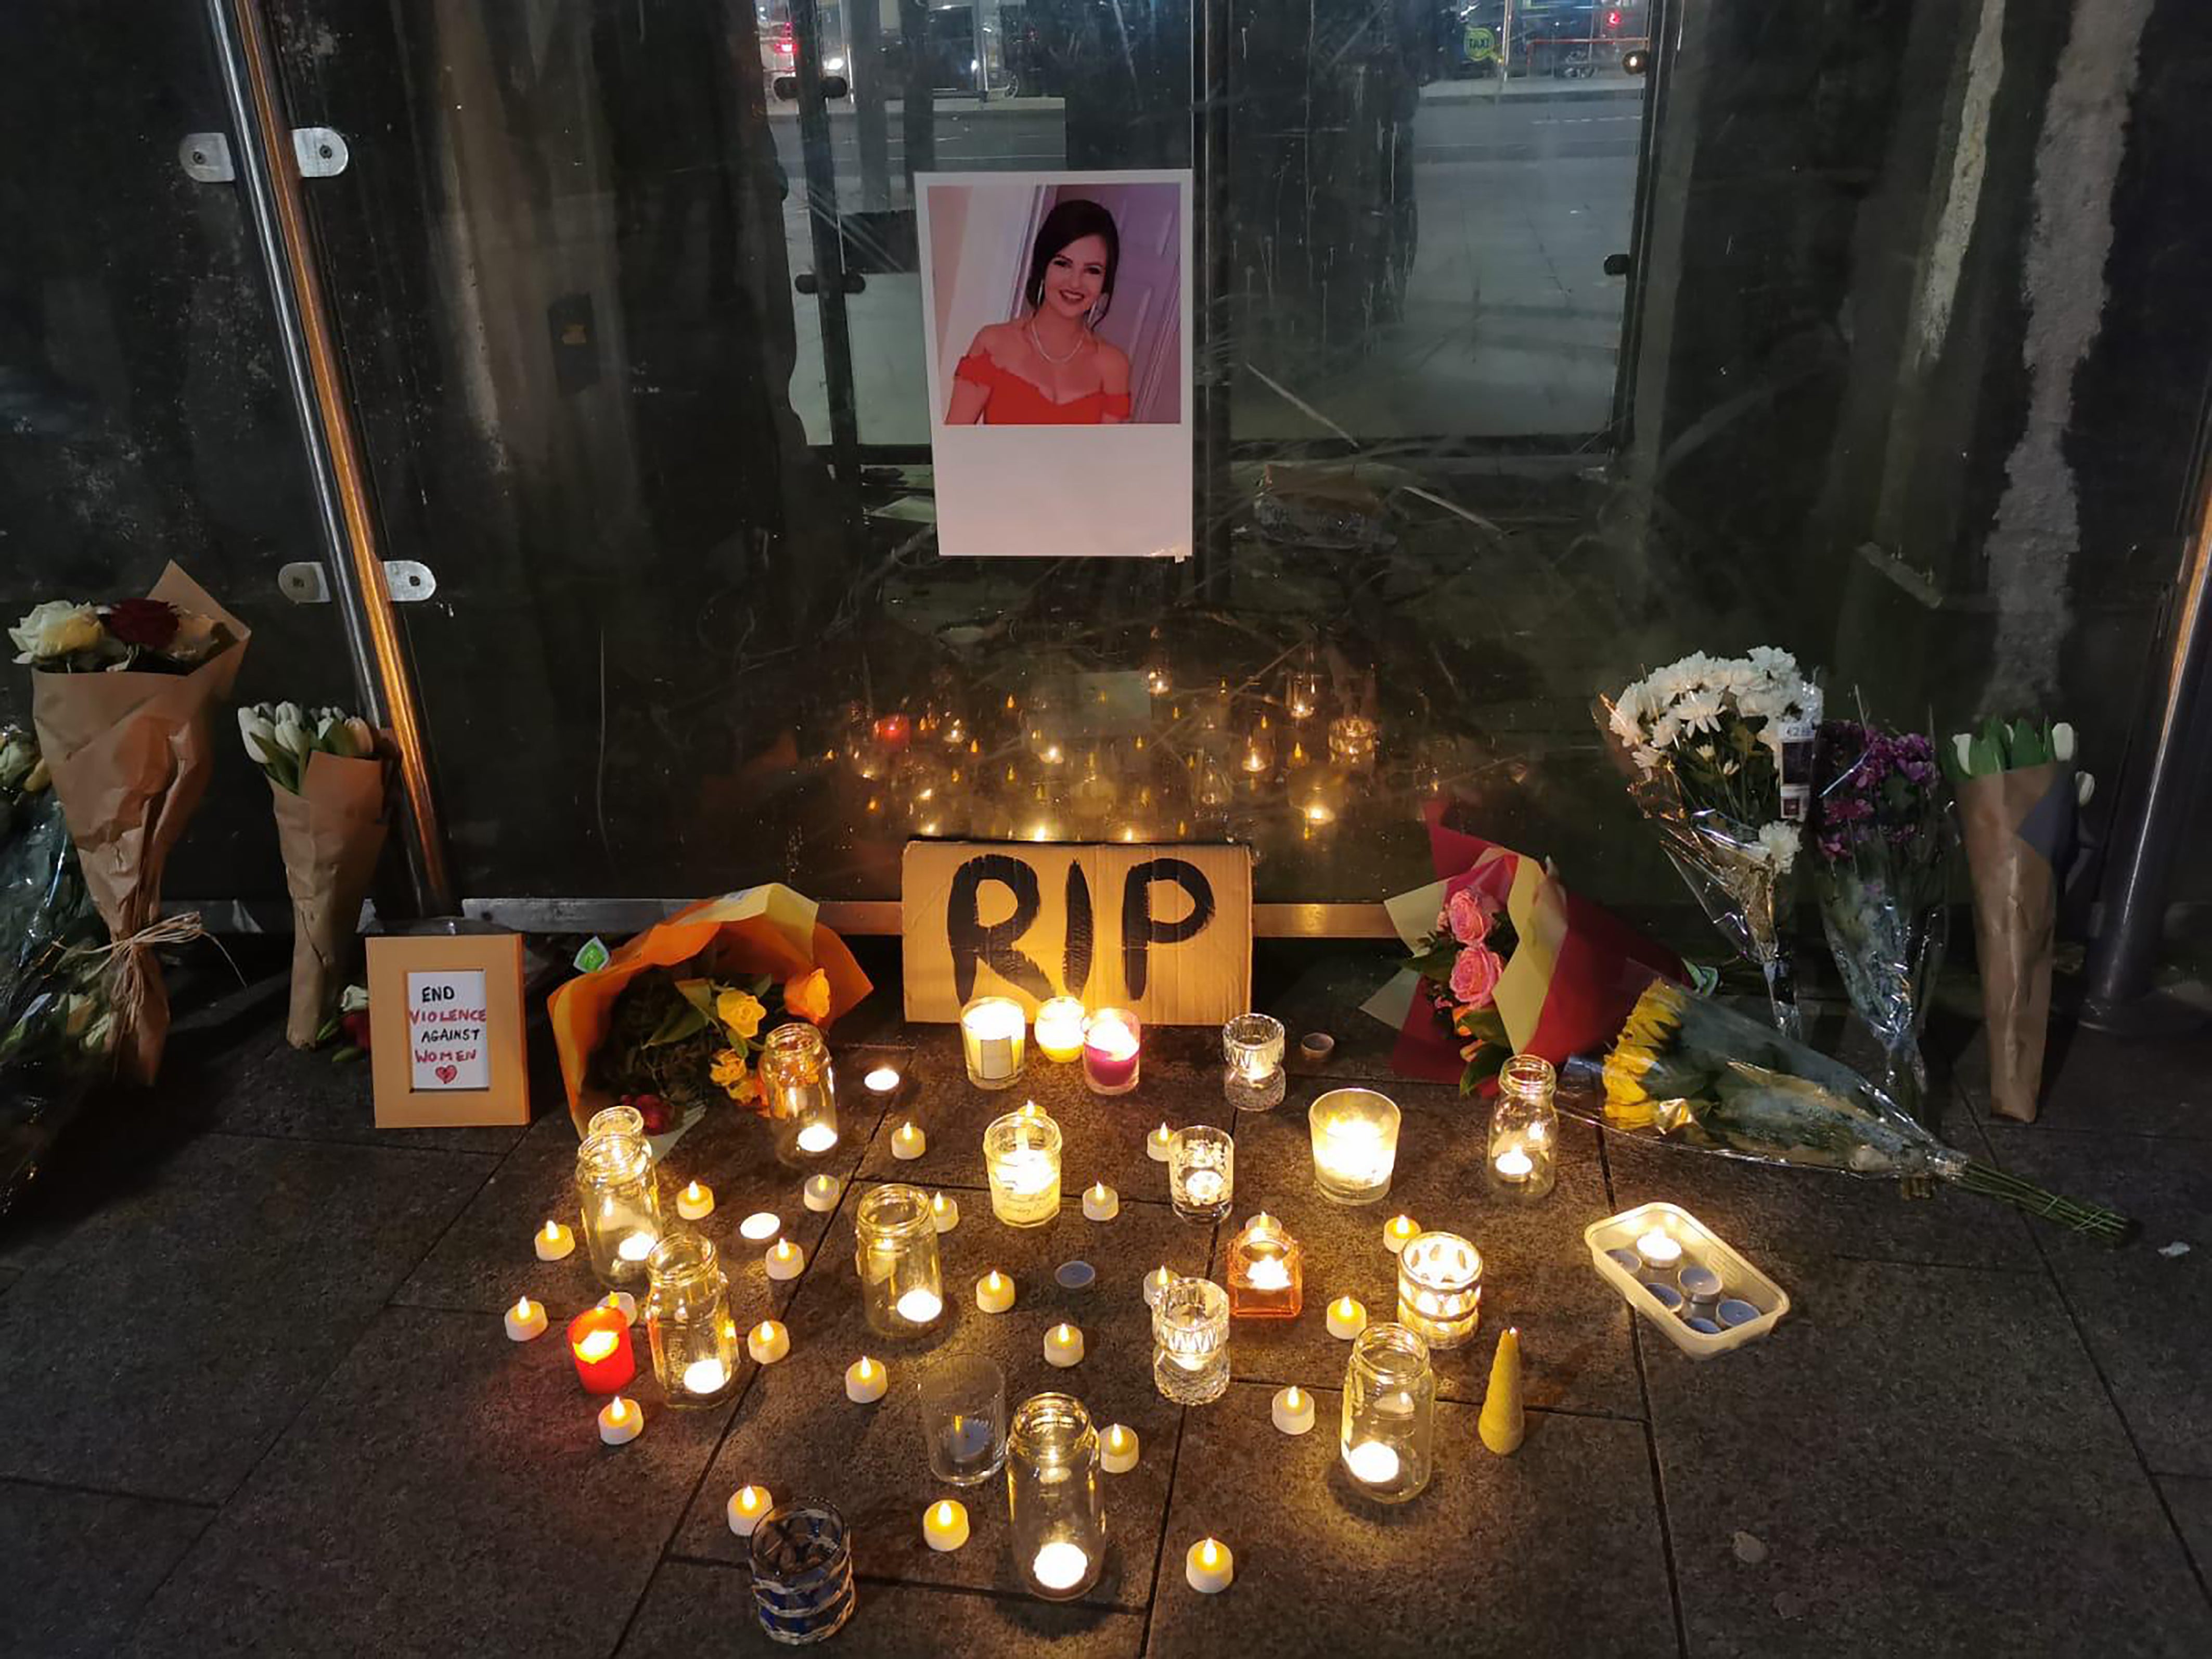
[0,945,2206,1656]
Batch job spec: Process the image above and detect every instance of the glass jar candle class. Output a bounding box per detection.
[750,1500,857,1644]
[1226,1212,1303,1318]
[1328,712,1380,772]
[574,1130,664,1289]
[960,996,1027,1089]
[983,1109,1063,1227]
[1167,1126,1233,1223]
[919,1353,1008,1486]
[1152,1276,1231,1404]
[1033,996,1088,1063]
[758,1023,840,1165]
[644,1231,741,1407]
[1007,1392,1106,1601]
[586,1102,647,1143]
[1340,1322,1435,1502]
[852,1182,946,1335]
[1307,1088,1401,1204]
[1487,1053,1559,1201]
[1081,1008,1141,1095]
[1221,1012,1287,1111]
[1396,1230,1483,1349]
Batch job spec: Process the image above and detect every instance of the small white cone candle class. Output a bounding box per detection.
[597,1395,643,1446]
[923,1499,970,1552]
[1185,1537,1235,1593]
[533,1220,575,1261]
[728,1485,774,1537]
[844,1355,888,1404]
[504,1296,547,1342]
[676,1179,715,1221]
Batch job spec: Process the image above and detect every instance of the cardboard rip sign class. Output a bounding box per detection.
[901,841,1252,1025]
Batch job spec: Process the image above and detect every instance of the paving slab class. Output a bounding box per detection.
[2158,1475,2212,1589]
[1148,1382,1673,1658]
[620,1561,1147,1657]
[0,1133,490,1503]
[1647,1255,2212,1658]
[0,1481,210,1658]
[1953,1023,2212,1139]
[1259,949,1407,1082]
[131,1304,732,1658]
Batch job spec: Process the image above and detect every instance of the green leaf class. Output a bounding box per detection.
[645,999,709,1048]
[1407,942,1460,985]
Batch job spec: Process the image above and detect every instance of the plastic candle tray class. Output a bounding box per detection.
[1584,1202,1789,1360]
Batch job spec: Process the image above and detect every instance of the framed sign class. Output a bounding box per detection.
[901,841,1252,1025]
[366,931,530,1128]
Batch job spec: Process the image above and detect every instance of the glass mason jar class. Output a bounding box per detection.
[1487,1053,1560,1201]
[1396,1231,1483,1349]
[574,1130,664,1289]
[1221,1012,1287,1111]
[757,1023,840,1165]
[1152,1276,1231,1404]
[644,1231,740,1407]
[1226,1212,1303,1318]
[586,1102,647,1143]
[1340,1322,1436,1502]
[853,1182,946,1335]
[1007,1392,1106,1601]
[1307,1088,1401,1204]
[750,1500,857,1645]
[960,995,1027,1089]
[1167,1126,1234,1222]
[983,1109,1063,1227]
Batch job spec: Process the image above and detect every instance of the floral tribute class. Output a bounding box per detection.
[11,596,234,674]
[1408,884,1520,1093]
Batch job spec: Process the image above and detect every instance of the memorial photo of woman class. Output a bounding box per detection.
[947,199,1130,426]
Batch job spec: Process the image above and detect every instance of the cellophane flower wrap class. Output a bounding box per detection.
[1807,721,1951,1125]
[1597,648,1820,1040]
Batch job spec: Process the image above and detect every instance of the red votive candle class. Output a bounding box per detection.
[1082,1009,1142,1096]
[568,1305,636,1394]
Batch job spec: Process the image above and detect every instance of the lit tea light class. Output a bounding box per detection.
[923,1498,970,1552]
[1101,1423,1140,1473]
[896,1287,945,1325]
[1043,1322,1085,1368]
[676,1179,715,1221]
[1344,1439,1400,1486]
[795,1122,840,1155]
[504,1296,547,1342]
[1185,1537,1236,1594]
[533,1219,574,1262]
[1142,1265,1176,1307]
[803,1173,842,1212]
[616,1231,657,1264]
[728,1484,774,1537]
[1327,1295,1369,1340]
[864,1065,902,1096]
[747,1320,790,1365]
[1082,1181,1120,1221]
[765,1238,807,1281]
[1034,996,1088,1063]
[1383,1214,1421,1255]
[930,1191,960,1232]
[1493,1149,1534,1185]
[960,996,1027,1089]
[1147,1123,1176,1162]
[740,1210,781,1242]
[891,1120,927,1160]
[1635,1228,1683,1274]
[844,1355,888,1404]
[1082,1010,1142,1096]
[597,1395,643,1446]
[1017,1098,1051,1122]
[1271,1385,1315,1435]
[1032,1541,1091,1594]
[683,1357,729,1397]
[601,1291,638,1326]
[975,1270,1016,1314]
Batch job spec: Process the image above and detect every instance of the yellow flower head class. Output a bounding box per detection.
[784,968,831,1024]
[710,1048,749,1091]
[716,989,766,1040]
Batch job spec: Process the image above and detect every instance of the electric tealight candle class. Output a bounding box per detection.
[923,1499,971,1552]
[1327,1295,1370,1340]
[1034,996,1088,1063]
[1272,1384,1315,1435]
[794,1122,839,1155]
[864,1065,902,1097]
[1343,1438,1399,1485]
[1383,1214,1421,1254]
[504,1296,547,1342]
[1635,1228,1683,1274]
[1101,1423,1140,1473]
[683,1356,730,1397]
[602,1291,638,1325]
[960,995,1027,1089]
[930,1191,960,1232]
[1043,1322,1085,1368]
[1032,1542,1091,1596]
[891,1120,927,1160]
[1493,1149,1535,1184]
[568,1306,637,1393]
[844,1355,888,1404]
[765,1238,807,1281]
[748,1320,791,1365]
[728,1485,774,1537]
[534,1219,575,1261]
[1185,1538,1235,1594]
[1142,1265,1176,1307]
[617,1230,658,1266]
[803,1173,841,1212]
[1082,1181,1120,1221]
[975,1270,1017,1314]
[1017,1098,1051,1121]
[676,1179,715,1221]
[740,1210,782,1242]
[1147,1123,1176,1162]
[597,1394,642,1446]
[1082,1009,1142,1095]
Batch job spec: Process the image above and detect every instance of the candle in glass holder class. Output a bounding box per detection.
[1220,1013,1287,1111]
[1307,1089,1401,1204]
[1396,1231,1483,1349]
[569,1306,636,1393]
[960,996,1027,1089]
[1034,997,1088,1063]
[1226,1212,1303,1318]
[1081,1009,1142,1096]
[1168,1126,1234,1223]
[1487,1054,1559,1201]
[984,1110,1063,1227]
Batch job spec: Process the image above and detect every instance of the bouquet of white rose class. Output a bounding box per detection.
[1597,647,1821,1039]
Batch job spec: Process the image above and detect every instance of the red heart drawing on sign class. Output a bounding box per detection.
[435,1063,458,1085]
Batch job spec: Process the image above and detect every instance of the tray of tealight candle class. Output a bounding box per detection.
[1584,1202,1787,1359]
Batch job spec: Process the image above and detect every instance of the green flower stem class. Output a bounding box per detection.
[1952,1161,2136,1244]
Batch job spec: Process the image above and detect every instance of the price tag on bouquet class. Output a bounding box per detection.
[366,931,531,1128]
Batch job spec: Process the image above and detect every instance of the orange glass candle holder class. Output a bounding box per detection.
[569,1304,638,1394]
[1226,1212,1304,1319]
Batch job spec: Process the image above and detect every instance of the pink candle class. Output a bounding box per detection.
[1082,1010,1142,1096]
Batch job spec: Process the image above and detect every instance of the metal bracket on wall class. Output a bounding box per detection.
[291,126,349,177]
[279,560,438,605]
[182,128,348,183]
[180,133,235,182]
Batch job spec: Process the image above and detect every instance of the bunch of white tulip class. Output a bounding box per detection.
[238,702,377,794]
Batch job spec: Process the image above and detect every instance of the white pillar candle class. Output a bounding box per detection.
[1185,1537,1235,1594]
[533,1219,575,1261]
[975,1270,1017,1314]
[740,1210,782,1241]
[747,1320,791,1365]
[1383,1214,1421,1255]
[1082,1182,1120,1221]
[728,1485,774,1537]
[1043,1322,1085,1368]
[597,1395,643,1446]
[803,1174,841,1213]
[601,1291,639,1326]
[891,1120,927,1160]
[1270,1385,1315,1435]
[1635,1228,1683,1274]
[1326,1295,1369,1340]
[1101,1423,1140,1473]
[504,1296,547,1342]
[1146,1123,1176,1162]
[1142,1265,1176,1307]
[764,1238,807,1281]
[844,1355,888,1403]
[676,1180,716,1221]
[922,1498,970,1552]
[930,1191,960,1232]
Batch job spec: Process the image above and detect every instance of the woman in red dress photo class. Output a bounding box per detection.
[945,199,1132,426]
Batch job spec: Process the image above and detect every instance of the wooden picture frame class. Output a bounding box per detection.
[366,931,531,1129]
